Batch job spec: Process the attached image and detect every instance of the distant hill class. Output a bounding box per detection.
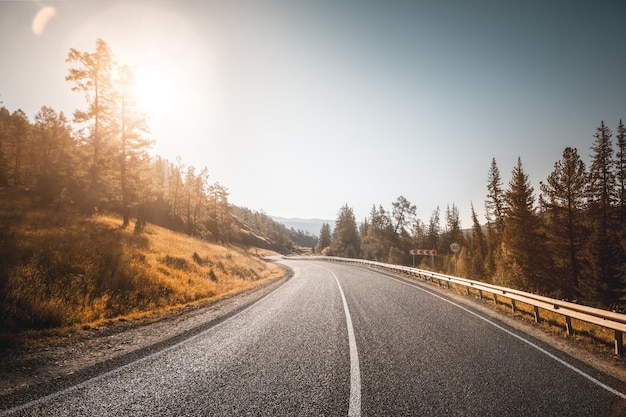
[270,216,334,237]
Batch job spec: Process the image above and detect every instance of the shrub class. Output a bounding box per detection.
[162,255,190,271]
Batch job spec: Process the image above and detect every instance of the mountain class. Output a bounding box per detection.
[270,216,333,237]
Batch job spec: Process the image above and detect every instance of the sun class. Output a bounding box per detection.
[131,66,180,119]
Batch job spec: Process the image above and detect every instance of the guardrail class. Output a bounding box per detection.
[291,256,626,356]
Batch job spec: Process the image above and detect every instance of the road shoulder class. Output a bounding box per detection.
[0,265,292,408]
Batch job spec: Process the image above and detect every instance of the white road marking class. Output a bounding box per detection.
[384,273,626,400]
[319,266,362,417]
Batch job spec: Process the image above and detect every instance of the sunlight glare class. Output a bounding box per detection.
[132,66,180,119]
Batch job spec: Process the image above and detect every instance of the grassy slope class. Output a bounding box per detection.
[0,189,283,338]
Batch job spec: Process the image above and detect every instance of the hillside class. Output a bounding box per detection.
[0,188,284,342]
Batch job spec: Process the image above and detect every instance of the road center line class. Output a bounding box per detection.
[384,273,626,400]
[319,266,362,417]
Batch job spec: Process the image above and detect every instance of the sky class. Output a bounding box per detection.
[1,0,625,229]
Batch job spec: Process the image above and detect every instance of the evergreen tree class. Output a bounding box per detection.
[391,195,416,235]
[441,204,464,274]
[6,109,30,186]
[582,121,622,305]
[426,207,440,251]
[443,204,464,250]
[116,65,153,228]
[316,223,332,254]
[418,208,441,269]
[540,147,587,299]
[616,119,626,224]
[168,156,186,220]
[32,106,75,205]
[207,182,231,243]
[66,38,116,212]
[331,204,361,258]
[485,158,505,234]
[466,203,487,280]
[587,121,617,229]
[361,204,395,261]
[0,107,10,186]
[502,158,549,291]
[484,158,505,281]
[411,218,427,252]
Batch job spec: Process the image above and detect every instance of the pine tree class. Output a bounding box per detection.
[426,207,440,251]
[617,121,626,304]
[466,203,487,281]
[588,121,617,230]
[207,182,231,243]
[32,106,75,205]
[484,158,505,281]
[485,158,505,234]
[502,158,549,291]
[331,204,361,258]
[116,65,153,228]
[6,109,30,186]
[0,107,10,187]
[391,196,416,235]
[616,119,626,224]
[361,204,395,261]
[443,204,464,250]
[66,38,116,212]
[316,223,332,254]
[168,157,186,220]
[582,121,622,305]
[540,147,587,299]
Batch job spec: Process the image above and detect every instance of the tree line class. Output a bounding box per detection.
[0,39,308,252]
[319,120,626,309]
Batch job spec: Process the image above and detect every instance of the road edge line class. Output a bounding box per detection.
[385,273,626,400]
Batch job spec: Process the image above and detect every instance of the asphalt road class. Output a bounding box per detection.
[3,259,626,416]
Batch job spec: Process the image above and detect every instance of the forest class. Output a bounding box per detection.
[0,39,312,255]
[318,120,626,310]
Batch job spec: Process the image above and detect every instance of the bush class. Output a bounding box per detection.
[162,255,190,271]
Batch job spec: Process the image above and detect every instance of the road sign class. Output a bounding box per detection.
[410,249,437,256]
[450,243,460,253]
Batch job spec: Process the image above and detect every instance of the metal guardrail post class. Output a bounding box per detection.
[533,306,540,323]
[615,331,624,356]
[565,317,574,336]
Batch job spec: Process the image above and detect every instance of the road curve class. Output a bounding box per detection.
[2,259,625,416]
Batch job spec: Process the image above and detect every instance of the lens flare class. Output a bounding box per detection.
[32,6,56,36]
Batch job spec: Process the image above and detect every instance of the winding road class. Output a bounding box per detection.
[2,259,625,416]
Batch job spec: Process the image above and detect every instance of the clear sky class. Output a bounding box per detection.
[1,0,625,228]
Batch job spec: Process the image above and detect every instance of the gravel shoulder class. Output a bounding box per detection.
[0,265,292,410]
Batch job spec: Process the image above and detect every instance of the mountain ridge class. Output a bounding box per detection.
[270,216,333,237]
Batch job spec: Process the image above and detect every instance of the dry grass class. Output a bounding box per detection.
[0,189,283,343]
